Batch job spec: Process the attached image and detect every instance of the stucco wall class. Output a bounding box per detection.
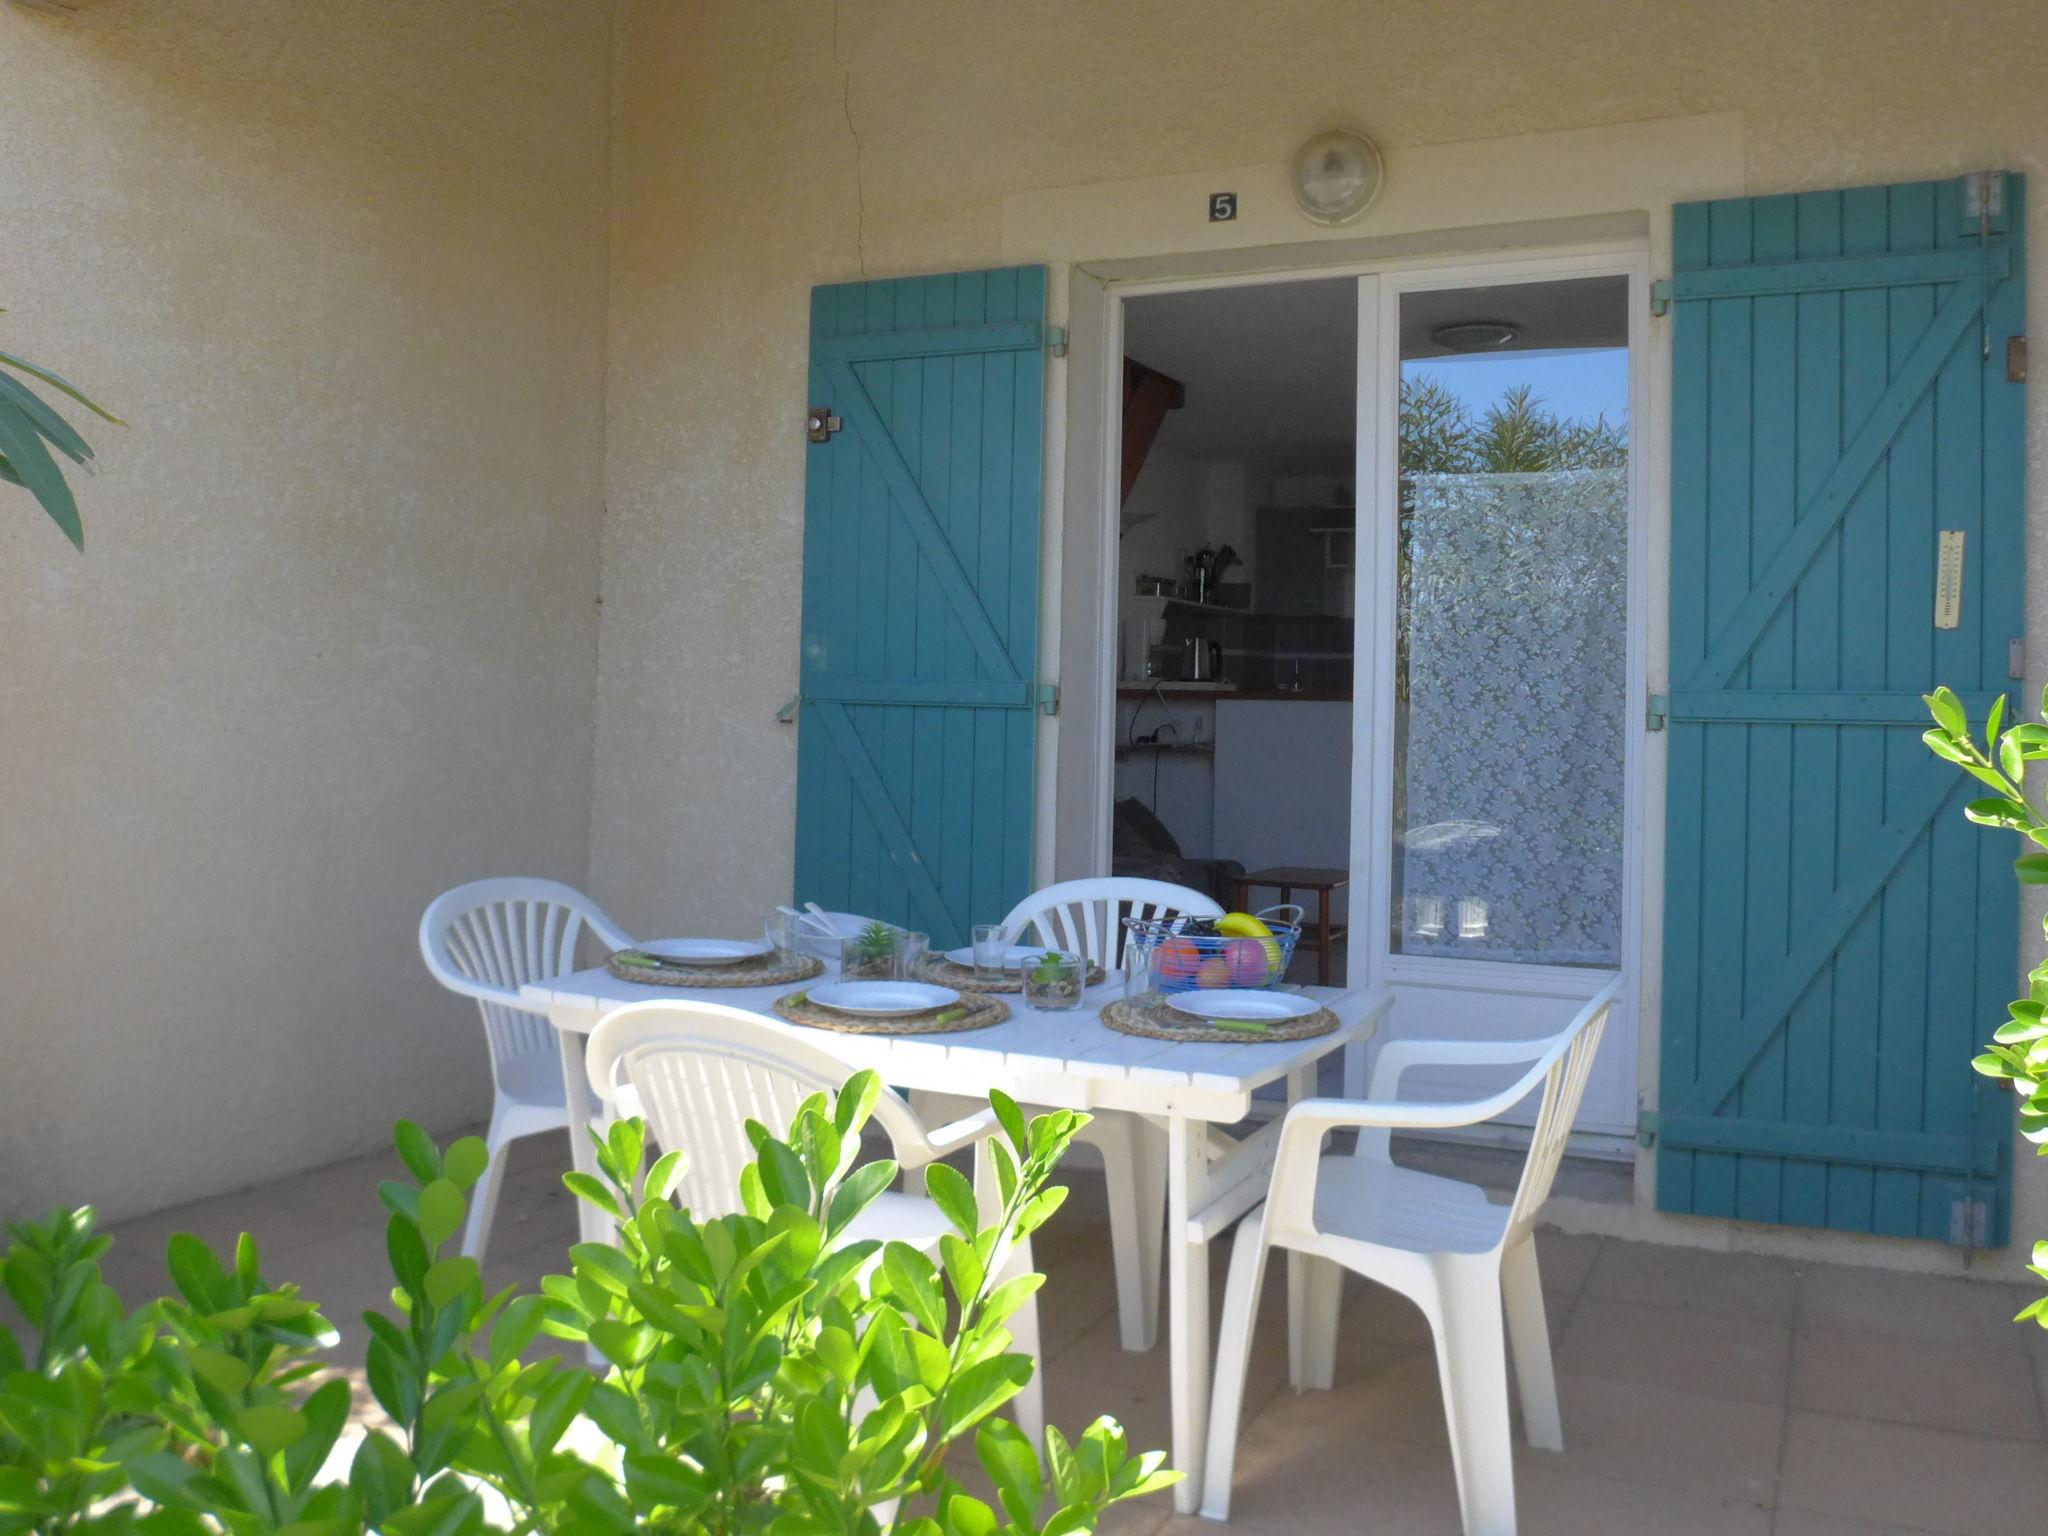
[594,0,2048,1270]
[0,0,612,1219]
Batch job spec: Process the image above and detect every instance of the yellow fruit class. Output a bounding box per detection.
[1216,911,1274,939]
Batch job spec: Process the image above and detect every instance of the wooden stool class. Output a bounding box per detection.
[1232,865,1349,985]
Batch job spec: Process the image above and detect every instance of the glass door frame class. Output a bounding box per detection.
[1351,247,1651,1138]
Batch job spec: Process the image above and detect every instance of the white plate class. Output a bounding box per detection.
[808,980,961,1017]
[942,944,1056,969]
[1165,989,1317,1023]
[639,937,772,966]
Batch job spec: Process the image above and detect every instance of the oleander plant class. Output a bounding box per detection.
[0,332,119,550]
[0,1076,1175,1534]
[1923,685,2048,1320]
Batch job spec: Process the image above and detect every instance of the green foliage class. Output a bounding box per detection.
[0,331,121,551]
[1923,685,2048,1320]
[0,1079,1176,1535]
[1398,377,1626,476]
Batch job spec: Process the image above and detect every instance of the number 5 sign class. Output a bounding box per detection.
[1208,192,1237,222]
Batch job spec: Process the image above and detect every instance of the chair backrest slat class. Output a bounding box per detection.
[584,1000,934,1221]
[420,878,634,1090]
[1000,877,1221,972]
[1502,982,1621,1244]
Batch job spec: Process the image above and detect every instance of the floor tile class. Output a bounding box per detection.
[1537,1372,1783,1501]
[1534,1229,1603,1299]
[1797,1264,2026,1348]
[1582,1241,1796,1324]
[1514,1459,1771,1535]
[1557,1296,1790,1405]
[1778,1410,2048,1536]
[1792,1325,2043,1438]
[1771,1511,1951,1536]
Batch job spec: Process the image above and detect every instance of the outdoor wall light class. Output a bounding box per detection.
[1289,128,1385,226]
[1429,320,1522,351]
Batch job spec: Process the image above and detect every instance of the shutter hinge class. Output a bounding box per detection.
[2009,336,2027,384]
[1037,682,1060,716]
[1649,279,1672,318]
[1046,326,1068,358]
[776,694,801,723]
[1636,1110,1660,1148]
[1948,1197,1991,1247]
[806,407,842,444]
[1646,693,1668,732]
[2011,638,2026,681]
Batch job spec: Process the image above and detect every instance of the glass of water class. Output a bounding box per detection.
[893,931,930,981]
[971,924,1010,983]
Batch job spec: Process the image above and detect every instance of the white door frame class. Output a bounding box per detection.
[1059,236,1653,1146]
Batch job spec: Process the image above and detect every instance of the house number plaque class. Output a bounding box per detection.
[1935,530,1965,630]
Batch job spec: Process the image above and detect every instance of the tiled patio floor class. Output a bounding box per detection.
[93,1131,2048,1536]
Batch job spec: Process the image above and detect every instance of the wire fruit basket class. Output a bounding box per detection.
[1121,906,1303,994]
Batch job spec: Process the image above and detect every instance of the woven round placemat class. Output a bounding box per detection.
[917,958,1108,995]
[772,987,1009,1035]
[1100,992,1338,1045]
[607,952,824,988]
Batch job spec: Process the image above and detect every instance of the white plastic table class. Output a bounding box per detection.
[520,964,1387,1514]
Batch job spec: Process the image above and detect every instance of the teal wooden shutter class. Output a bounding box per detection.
[794,267,1048,950]
[1657,175,2026,1245]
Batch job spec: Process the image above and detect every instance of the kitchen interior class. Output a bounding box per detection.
[1113,277,1357,981]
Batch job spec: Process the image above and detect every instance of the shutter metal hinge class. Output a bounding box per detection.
[1037,682,1060,716]
[1635,1110,1660,1148]
[776,694,801,723]
[1948,1197,1990,1247]
[1046,326,1069,358]
[2011,638,2027,681]
[2009,336,2027,383]
[1649,279,1671,318]
[1646,693,1668,732]
[806,407,842,444]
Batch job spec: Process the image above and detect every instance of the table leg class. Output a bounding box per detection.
[556,1025,610,1248]
[1167,1116,1211,1514]
[1317,887,1332,986]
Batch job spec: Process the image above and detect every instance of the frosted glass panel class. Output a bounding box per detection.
[1390,285,1628,967]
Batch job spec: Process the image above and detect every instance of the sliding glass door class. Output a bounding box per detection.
[1355,259,1644,1142]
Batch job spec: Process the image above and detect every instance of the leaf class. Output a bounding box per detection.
[989,1090,1029,1154]
[237,1403,309,1458]
[282,1377,352,1495]
[1015,1185,1069,1238]
[0,370,91,463]
[882,1242,947,1336]
[394,1121,441,1185]
[0,348,123,423]
[827,1159,897,1236]
[349,1430,416,1523]
[0,398,80,547]
[185,1345,252,1396]
[441,1137,489,1192]
[488,1292,549,1371]
[165,1233,234,1314]
[387,1213,431,1298]
[938,1355,1032,1438]
[416,1179,466,1251]
[645,1148,687,1201]
[562,1171,623,1217]
[1925,686,1967,739]
[925,1162,980,1238]
[835,1069,884,1136]
[422,1256,479,1310]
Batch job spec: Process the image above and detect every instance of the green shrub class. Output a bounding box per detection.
[0,1075,1174,1533]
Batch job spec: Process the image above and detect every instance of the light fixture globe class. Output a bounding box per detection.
[1290,128,1384,226]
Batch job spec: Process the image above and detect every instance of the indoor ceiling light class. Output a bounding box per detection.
[1289,128,1384,227]
[1429,320,1521,352]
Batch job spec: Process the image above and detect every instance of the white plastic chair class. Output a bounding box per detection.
[419,877,634,1263]
[583,999,1042,1438]
[1199,978,1622,1535]
[986,876,1223,1352]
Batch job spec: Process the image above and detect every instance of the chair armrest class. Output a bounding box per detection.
[912,1106,1005,1164]
[1366,1035,1556,1101]
[430,970,537,1014]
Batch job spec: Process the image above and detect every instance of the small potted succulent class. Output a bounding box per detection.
[1022,950,1084,1011]
[840,918,905,981]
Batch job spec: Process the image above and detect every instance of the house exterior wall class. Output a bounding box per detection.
[596,0,2048,1273]
[0,0,613,1219]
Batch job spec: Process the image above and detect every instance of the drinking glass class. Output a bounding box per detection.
[765,912,802,965]
[1021,951,1084,1011]
[971,923,1010,983]
[893,931,930,981]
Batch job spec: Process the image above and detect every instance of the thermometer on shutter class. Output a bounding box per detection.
[1934,530,1965,630]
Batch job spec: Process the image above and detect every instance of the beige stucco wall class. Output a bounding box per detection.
[595,0,2048,1272]
[1,0,613,1220]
